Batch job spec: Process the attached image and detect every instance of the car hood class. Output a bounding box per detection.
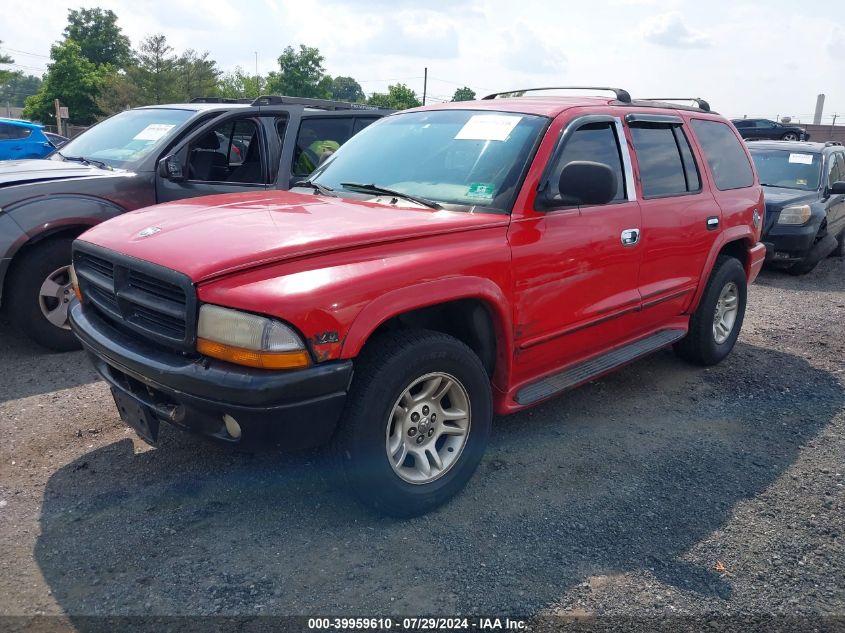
[761,186,818,210]
[0,159,116,187]
[77,190,510,282]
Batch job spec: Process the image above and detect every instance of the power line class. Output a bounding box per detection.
[0,46,50,59]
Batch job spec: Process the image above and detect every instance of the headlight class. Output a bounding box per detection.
[777,205,811,225]
[196,304,310,369]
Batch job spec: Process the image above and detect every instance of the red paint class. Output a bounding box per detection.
[79,97,764,415]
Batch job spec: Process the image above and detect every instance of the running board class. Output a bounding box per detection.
[515,329,686,405]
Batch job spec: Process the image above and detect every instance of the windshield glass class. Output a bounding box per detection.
[54,108,195,169]
[749,148,822,191]
[311,109,548,213]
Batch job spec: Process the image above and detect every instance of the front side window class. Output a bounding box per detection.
[54,108,194,169]
[547,122,626,204]
[311,109,548,213]
[630,124,700,197]
[187,118,264,184]
[748,149,822,191]
[690,119,755,190]
[829,153,845,186]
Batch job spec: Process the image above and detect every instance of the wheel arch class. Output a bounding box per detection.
[341,277,513,390]
[688,230,754,314]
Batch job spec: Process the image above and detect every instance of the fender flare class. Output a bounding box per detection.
[689,226,754,311]
[340,276,514,389]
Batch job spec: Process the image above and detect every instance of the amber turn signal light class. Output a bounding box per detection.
[197,338,311,370]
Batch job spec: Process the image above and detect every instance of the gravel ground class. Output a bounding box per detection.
[0,259,843,632]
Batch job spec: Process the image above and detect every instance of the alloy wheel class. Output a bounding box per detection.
[38,265,74,330]
[713,281,739,344]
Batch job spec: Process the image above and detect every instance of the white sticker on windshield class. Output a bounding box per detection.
[133,123,176,141]
[455,115,521,141]
[788,153,814,165]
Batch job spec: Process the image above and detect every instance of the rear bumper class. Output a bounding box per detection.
[69,301,352,447]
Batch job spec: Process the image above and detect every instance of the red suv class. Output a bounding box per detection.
[68,88,766,516]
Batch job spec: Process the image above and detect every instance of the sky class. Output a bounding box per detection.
[2,0,844,123]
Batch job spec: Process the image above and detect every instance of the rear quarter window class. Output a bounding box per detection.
[690,119,755,190]
[0,123,33,140]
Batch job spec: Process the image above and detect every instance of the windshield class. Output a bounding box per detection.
[311,109,548,213]
[54,108,195,169]
[749,148,822,191]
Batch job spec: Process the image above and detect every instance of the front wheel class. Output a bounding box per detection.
[675,256,747,366]
[781,132,800,141]
[6,237,81,352]
[335,329,492,517]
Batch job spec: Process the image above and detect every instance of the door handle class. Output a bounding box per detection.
[621,228,640,246]
[706,216,720,230]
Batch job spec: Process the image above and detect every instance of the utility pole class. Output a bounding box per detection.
[54,98,62,135]
[423,67,427,106]
[255,52,259,96]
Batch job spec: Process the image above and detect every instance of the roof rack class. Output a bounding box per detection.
[825,141,842,147]
[638,98,711,112]
[249,94,390,111]
[190,97,253,104]
[482,86,632,104]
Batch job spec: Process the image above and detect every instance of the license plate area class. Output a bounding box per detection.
[112,388,160,445]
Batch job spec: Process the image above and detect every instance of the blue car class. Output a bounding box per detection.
[0,119,57,160]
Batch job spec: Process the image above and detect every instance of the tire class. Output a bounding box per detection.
[675,256,747,366]
[786,257,820,276]
[781,132,799,141]
[830,229,845,258]
[6,237,81,352]
[335,329,492,517]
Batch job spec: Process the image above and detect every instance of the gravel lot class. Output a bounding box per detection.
[1,259,843,631]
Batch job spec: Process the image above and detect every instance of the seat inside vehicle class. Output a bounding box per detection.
[229,135,262,183]
[189,133,228,181]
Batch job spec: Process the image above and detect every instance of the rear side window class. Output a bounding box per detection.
[630,124,700,197]
[690,119,755,190]
[293,117,354,176]
[548,122,626,203]
[0,123,33,140]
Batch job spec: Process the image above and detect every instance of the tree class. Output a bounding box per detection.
[217,66,263,99]
[95,72,141,115]
[329,76,364,103]
[265,45,330,98]
[367,83,421,110]
[0,41,20,86]
[175,49,220,101]
[0,74,43,107]
[131,34,179,104]
[451,86,476,102]
[22,40,105,125]
[64,8,132,69]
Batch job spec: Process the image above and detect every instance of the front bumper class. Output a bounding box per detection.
[763,220,821,263]
[69,302,353,447]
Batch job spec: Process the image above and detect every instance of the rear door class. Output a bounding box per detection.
[287,116,355,187]
[156,107,290,203]
[626,114,718,326]
[826,151,845,237]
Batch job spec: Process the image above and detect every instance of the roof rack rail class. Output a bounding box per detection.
[190,97,253,104]
[638,98,711,112]
[482,86,632,104]
[825,141,842,147]
[249,94,389,111]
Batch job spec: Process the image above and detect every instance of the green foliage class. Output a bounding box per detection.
[265,45,331,98]
[0,41,20,86]
[329,76,365,103]
[131,34,179,104]
[451,86,476,102]
[176,49,220,101]
[95,72,142,115]
[217,67,263,99]
[64,8,132,69]
[22,40,105,125]
[367,83,421,110]
[0,74,42,107]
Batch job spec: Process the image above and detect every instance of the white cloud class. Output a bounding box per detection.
[641,12,710,48]
[827,26,845,60]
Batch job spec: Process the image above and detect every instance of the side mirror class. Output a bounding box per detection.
[158,155,184,181]
[830,181,845,195]
[539,161,617,208]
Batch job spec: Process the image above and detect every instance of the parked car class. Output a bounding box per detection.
[68,88,766,516]
[0,119,57,160]
[746,140,845,274]
[0,95,391,350]
[732,118,809,141]
[44,132,69,148]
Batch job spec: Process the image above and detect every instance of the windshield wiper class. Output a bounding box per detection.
[759,183,798,189]
[340,182,443,210]
[298,179,338,197]
[58,152,111,171]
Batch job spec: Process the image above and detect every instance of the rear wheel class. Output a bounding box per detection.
[6,238,81,352]
[335,329,492,517]
[675,256,747,366]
